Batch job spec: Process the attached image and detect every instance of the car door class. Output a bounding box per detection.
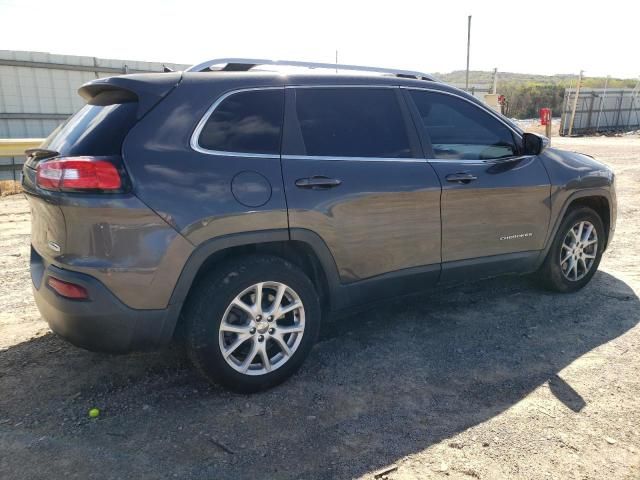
[280,86,442,285]
[404,88,551,281]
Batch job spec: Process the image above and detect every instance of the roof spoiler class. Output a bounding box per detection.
[78,72,182,119]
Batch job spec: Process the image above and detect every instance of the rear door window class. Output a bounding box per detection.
[197,89,284,155]
[288,88,412,158]
[408,90,517,160]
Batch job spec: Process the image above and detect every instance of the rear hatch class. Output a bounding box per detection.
[23,72,182,261]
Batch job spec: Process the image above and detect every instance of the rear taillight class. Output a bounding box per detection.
[47,277,89,300]
[36,157,122,191]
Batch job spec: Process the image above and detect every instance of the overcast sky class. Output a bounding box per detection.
[0,0,638,79]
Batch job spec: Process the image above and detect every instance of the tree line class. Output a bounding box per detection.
[436,71,638,119]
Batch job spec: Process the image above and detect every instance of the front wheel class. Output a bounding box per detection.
[538,207,605,292]
[182,255,321,393]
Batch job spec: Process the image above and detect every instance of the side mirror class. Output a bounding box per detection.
[522,132,550,155]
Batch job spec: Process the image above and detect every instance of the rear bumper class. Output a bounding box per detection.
[31,247,181,353]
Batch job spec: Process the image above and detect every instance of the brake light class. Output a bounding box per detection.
[47,277,89,299]
[36,157,122,191]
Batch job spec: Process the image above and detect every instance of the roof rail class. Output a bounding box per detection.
[184,58,436,81]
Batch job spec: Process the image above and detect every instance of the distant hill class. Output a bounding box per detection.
[435,70,637,88]
[433,70,637,119]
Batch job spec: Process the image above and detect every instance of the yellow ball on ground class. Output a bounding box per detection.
[89,408,100,418]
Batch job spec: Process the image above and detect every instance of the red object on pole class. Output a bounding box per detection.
[540,108,551,126]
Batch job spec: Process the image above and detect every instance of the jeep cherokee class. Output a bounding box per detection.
[22,58,616,392]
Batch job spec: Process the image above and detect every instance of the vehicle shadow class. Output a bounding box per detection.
[0,270,637,480]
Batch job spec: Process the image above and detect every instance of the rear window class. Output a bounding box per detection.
[291,88,412,158]
[197,89,284,155]
[42,102,138,157]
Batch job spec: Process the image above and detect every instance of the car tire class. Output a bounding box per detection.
[182,254,321,393]
[538,206,605,293]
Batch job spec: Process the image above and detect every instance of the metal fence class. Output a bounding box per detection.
[451,84,493,100]
[0,139,42,181]
[559,87,640,136]
[0,157,22,181]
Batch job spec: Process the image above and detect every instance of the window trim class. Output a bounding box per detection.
[190,86,285,158]
[191,84,523,162]
[402,86,524,162]
[281,154,427,163]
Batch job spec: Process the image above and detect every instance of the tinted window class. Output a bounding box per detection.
[409,90,517,160]
[199,89,284,154]
[42,102,138,156]
[292,88,411,158]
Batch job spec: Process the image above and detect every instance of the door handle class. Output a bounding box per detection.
[295,176,342,189]
[445,172,478,184]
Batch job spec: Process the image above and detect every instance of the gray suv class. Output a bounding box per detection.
[23,58,616,392]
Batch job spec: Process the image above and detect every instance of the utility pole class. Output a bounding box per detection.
[560,78,574,135]
[568,70,584,136]
[595,75,609,132]
[492,67,498,94]
[465,15,472,91]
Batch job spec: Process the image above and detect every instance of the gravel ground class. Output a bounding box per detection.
[0,136,639,480]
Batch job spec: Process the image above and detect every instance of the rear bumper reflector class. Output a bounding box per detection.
[47,276,89,300]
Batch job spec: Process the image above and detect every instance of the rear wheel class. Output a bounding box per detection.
[182,255,320,393]
[538,207,605,292]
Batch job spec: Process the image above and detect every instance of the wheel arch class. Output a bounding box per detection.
[540,188,614,267]
[566,195,611,249]
[168,229,341,336]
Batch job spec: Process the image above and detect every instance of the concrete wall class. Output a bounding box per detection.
[0,50,188,138]
[0,50,188,180]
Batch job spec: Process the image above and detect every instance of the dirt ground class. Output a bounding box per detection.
[1,136,639,480]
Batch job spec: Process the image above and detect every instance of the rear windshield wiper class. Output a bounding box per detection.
[24,148,59,167]
[25,148,59,159]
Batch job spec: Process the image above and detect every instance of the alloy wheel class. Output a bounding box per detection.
[218,282,305,375]
[560,220,598,281]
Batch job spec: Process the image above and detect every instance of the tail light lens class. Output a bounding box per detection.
[36,157,123,191]
[47,277,89,300]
